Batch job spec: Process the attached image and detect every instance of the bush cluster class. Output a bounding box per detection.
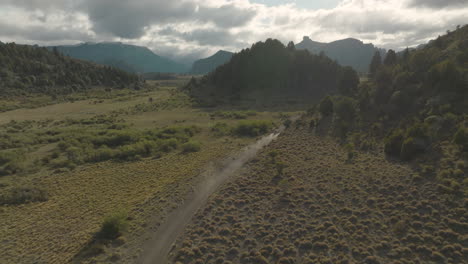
[98,210,128,240]
[210,110,257,119]
[0,186,48,205]
[50,125,200,168]
[232,120,274,137]
[384,122,430,160]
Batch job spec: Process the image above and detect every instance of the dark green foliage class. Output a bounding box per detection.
[338,66,360,96]
[52,125,199,166]
[319,96,334,117]
[0,186,48,205]
[0,42,139,97]
[400,137,426,161]
[181,140,201,153]
[211,122,230,136]
[210,110,256,119]
[188,39,358,105]
[453,127,468,151]
[383,49,397,66]
[369,51,382,78]
[232,120,274,137]
[333,96,357,122]
[0,150,25,176]
[384,123,430,160]
[98,211,128,240]
[354,25,468,162]
[384,130,405,157]
[428,60,465,93]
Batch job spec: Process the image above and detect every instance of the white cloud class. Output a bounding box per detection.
[0,0,467,61]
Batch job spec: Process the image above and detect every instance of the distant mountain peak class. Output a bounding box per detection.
[296,37,384,73]
[191,50,234,74]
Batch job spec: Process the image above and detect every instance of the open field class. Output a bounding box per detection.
[0,79,299,263]
[169,119,468,264]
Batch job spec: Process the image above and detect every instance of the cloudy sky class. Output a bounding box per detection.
[0,0,467,63]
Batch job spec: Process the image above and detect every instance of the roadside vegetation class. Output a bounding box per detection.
[0,77,289,263]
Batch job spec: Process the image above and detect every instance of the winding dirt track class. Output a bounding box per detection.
[139,131,282,264]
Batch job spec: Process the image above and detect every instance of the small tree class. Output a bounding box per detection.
[453,127,468,151]
[318,96,333,117]
[98,210,128,240]
[276,162,287,176]
[369,51,382,78]
[384,49,397,66]
[338,66,359,96]
[334,96,356,122]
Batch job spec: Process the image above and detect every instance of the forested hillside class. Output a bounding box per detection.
[309,25,468,196]
[186,39,359,106]
[52,42,188,73]
[0,43,139,97]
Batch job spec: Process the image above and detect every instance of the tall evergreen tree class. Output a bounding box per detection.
[384,49,397,66]
[369,51,382,78]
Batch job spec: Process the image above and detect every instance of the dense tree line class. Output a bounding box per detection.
[186,39,359,105]
[315,25,468,163]
[0,43,139,96]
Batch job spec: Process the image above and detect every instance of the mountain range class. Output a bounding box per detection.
[296,37,386,73]
[51,42,188,74]
[48,38,386,75]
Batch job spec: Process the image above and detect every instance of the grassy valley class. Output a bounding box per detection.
[0,17,467,264]
[0,73,297,263]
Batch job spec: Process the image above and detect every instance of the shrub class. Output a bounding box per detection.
[333,96,357,122]
[211,122,230,136]
[400,137,422,161]
[268,150,279,163]
[88,147,115,162]
[318,96,333,117]
[181,140,201,153]
[233,120,273,137]
[0,150,25,175]
[384,129,404,157]
[453,127,468,151]
[0,186,48,205]
[98,210,128,240]
[160,138,179,152]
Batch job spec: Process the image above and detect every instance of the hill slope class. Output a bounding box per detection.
[296,37,385,73]
[52,42,188,73]
[190,50,234,74]
[186,39,359,106]
[0,42,138,97]
[305,25,467,200]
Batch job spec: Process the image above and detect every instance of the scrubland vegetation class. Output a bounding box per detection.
[170,120,467,264]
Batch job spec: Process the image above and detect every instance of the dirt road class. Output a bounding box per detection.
[139,131,282,264]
